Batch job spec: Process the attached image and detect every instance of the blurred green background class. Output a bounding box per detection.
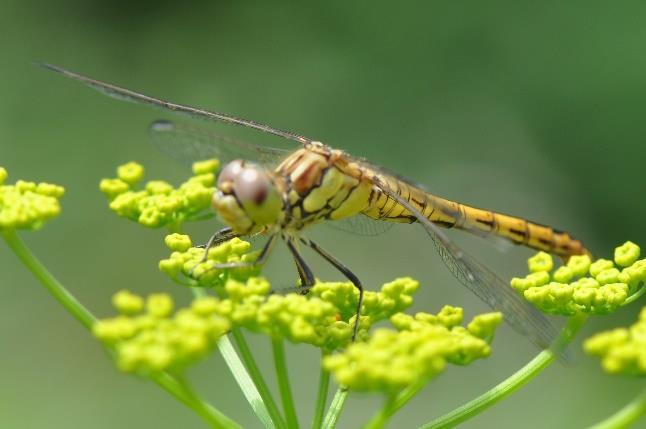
[1,1,645,428]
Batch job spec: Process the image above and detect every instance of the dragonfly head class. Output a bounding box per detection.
[212,160,283,234]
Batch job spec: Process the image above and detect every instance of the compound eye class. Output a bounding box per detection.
[217,160,244,188]
[234,167,272,206]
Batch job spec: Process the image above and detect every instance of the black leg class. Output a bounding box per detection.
[284,236,316,290]
[299,237,364,342]
[209,233,277,270]
[196,227,237,255]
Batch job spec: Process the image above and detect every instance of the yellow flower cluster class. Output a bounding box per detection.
[95,276,422,370]
[511,242,645,315]
[324,307,502,392]
[309,277,420,325]
[93,290,229,374]
[225,277,420,350]
[159,234,261,287]
[0,167,65,231]
[99,160,219,228]
[585,307,646,376]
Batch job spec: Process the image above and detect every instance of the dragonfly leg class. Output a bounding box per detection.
[189,227,238,275]
[195,226,237,253]
[299,237,364,342]
[284,236,316,291]
[205,234,277,271]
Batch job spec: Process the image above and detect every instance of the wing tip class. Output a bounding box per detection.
[35,62,68,75]
[149,119,175,132]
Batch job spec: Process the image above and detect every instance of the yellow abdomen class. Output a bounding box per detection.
[362,174,588,258]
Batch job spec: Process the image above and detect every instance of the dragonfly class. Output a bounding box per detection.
[42,63,589,347]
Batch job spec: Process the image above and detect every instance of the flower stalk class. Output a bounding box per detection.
[231,328,288,429]
[1,229,95,329]
[311,354,331,429]
[272,339,300,429]
[322,388,348,429]
[588,386,646,429]
[364,374,432,429]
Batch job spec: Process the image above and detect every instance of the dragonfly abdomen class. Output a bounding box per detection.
[455,203,589,257]
[363,176,588,257]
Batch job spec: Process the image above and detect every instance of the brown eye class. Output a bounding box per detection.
[234,167,272,206]
[217,160,244,188]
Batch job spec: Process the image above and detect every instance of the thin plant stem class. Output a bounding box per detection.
[2,229,240,428]
[191,287,276,428]
[421,313,588,429]
[364,396,396,429]
[2,230,95,329]
[155,372,243,429]
[213,277,287,428]
[624,283,646,306]
[272,339,300,429]
[218,335,276,429]
[231,328,288,429]
[588,386,646,429]
[311,355,331,429]
[322,387,348,429]
[364,375,430,429]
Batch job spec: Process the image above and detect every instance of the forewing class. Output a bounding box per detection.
[40,63,313,145]
[149,119,291,168]
[375,176,558,350]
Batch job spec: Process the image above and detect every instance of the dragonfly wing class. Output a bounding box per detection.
[377,178,558,350]
[326,214,395,237]
[149,119,291,168]
[40,63,313,145]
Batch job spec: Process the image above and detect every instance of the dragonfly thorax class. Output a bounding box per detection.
[212,160,283,234]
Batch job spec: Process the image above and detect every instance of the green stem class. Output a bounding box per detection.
[322,387,348,429]
[211,286,285,428]
[365,376,430,429]
[272,339,300,429]
[231,328,288,429]
[588,386,646,429]
[2,229,240,428]
[218,335,276,429]
[191,287,277,428]
[624,282,646,306]
[364,396,397,429]
[421,313,588,429]
[311,355,331,429]
[154,372,242,429]
[2,230,95,329]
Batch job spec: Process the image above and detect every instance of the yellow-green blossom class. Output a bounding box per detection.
[117,161,145,185]
[112,290,144,315]
[584,307,646,376]
[568,254,592,277]
[615,241,640,267]
[0,168,65,231]
[528,251,554,273]
[93,291,229,374]
[164,233,192,252]
[590,259,614,278]
[511,241,645,315]
[324,308,501,392]
[192,159,220,175]
[100,160,218,228]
